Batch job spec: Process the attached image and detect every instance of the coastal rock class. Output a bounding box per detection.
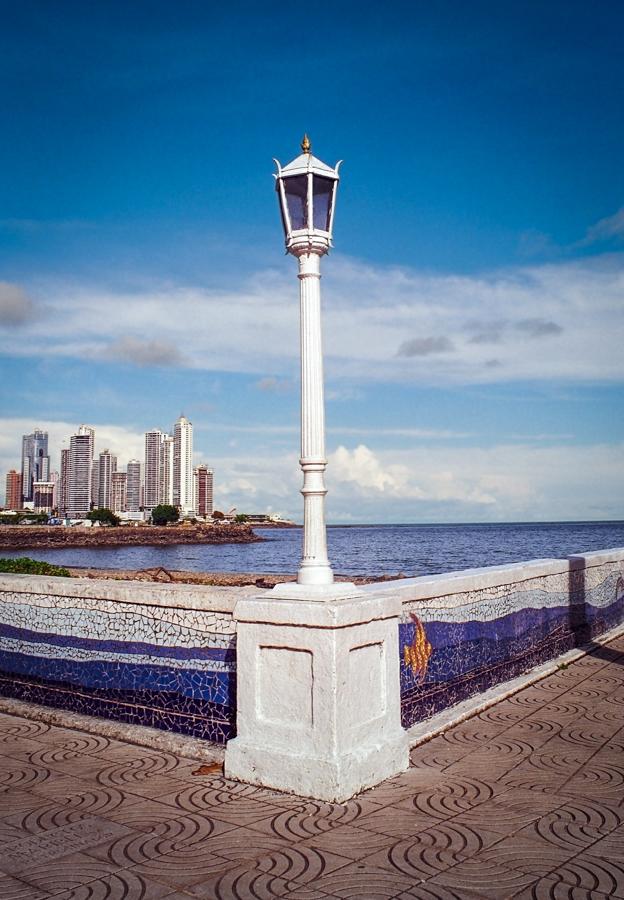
[0,523,261,550]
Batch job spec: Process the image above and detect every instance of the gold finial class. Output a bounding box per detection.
[301,133,311,154]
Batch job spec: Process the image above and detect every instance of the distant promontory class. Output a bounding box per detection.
[0,522,262,551]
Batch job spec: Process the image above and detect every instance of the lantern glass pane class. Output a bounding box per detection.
[284,175,308,230]
[276,185,289,237]
[313,176,333,231]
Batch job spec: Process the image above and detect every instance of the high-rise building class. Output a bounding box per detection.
[91,459,99,509]
[193,465,214,518]
[97,449,117,510]
[49,471,59,511]
[5,470,21,510]
[111,471,127,514]
[33,481,54,514]
[21,430,50,505]
[160,435,174,506]
[145,419,194,515]
[144,430,165,512]
[126,460,141,513]
[58,448,70,515]
[173,415,194,515]
[66,425,95,518]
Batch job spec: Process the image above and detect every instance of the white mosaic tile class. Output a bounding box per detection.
[0,636,233,671]
[400,563,623,624]
[0,598,235,647]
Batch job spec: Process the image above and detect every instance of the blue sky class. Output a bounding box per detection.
[1,1,623,521]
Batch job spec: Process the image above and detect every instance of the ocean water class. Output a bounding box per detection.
[2,521,623,578]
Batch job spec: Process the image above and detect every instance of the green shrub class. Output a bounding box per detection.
[151,504,180,526]
[0,513,48,525]
[87,508,120,526]
[0,557,71,577]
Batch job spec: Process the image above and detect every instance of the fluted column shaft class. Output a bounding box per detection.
[297,252,333,585]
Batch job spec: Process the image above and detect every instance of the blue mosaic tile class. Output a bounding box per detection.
[0,594,237,744]
[1,562,622,748]
[0,673,234,742]
[0,621,236,662]
[399,570,624,729]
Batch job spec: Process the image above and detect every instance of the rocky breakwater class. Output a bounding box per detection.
[0,523,262,550]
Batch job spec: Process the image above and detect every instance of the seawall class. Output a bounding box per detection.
[0,547,622,764]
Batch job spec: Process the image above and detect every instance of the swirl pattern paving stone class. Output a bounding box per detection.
[0,632,622,899]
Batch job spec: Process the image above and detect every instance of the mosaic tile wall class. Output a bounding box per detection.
[0,588,237,744]
[399,556,624,729]
[2,553,622,748]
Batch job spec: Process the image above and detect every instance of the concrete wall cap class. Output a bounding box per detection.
[359,549,624,603]
[0,572,260,613]
[359,557,573,603]
[568,547,624,568]
[233,592,402,627]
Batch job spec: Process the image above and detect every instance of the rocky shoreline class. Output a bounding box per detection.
[62,566,407,588]
[65,566,301,587]
[0,523,261,551]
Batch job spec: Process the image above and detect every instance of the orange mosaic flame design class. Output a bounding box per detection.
[403,613,433,682]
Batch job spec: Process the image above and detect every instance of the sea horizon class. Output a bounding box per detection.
[2,520,623,579]
[325,519,624,527]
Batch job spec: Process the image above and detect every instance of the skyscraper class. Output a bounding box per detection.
[49,471,59,511]
[91,459,99,509]
[144,430,165,512]
[160,435,174,505]
[173,415,194,515]
[33,482,54,514]
[66,425,95,518]
[21,430,50,506]
[193,465,214,518]
[144,419,194,516]
[58,447,70,515]
[111,471,127,514]
[97,449,117,510]
[5,470,21,510]
[126,459,141,513]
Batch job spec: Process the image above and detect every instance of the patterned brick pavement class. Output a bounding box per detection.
[0,634,622,899]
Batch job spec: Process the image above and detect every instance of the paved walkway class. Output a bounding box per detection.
[1,634,623,899]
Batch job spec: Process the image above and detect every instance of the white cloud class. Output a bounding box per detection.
[578,206,624,246]
[107,336,182,367]
[328,427,472,439]
[397,336,455,357]
[211,440,624,523]
[0,418,145,477]
[328,445,493,505]
[326,385,364,402]
[2,417,622,523]
[195,422,471,440]
[325,441,624,523]
[514,318,563,338]
[3,251,623,385]
[254,376,293,393]
[0,282,36,327]
[331,445,417,495]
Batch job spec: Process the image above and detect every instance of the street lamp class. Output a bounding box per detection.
[224,138,407,795]
[274,136,341,587]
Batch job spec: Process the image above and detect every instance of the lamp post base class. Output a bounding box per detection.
[224,589,409,801]
[297,561,334,586]
[271,581,360,601]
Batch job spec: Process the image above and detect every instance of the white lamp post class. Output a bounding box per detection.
[224,137,409,796]
[274,136,341,587]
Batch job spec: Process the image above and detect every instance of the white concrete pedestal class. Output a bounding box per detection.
[224,588,409,802]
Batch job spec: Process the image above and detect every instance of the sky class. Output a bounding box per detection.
[0,0,623,523]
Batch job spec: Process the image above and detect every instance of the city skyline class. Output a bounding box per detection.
[1,3,622,523]
[3,419,214,519]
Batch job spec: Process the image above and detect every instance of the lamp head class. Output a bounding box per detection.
[274,136,342,256]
